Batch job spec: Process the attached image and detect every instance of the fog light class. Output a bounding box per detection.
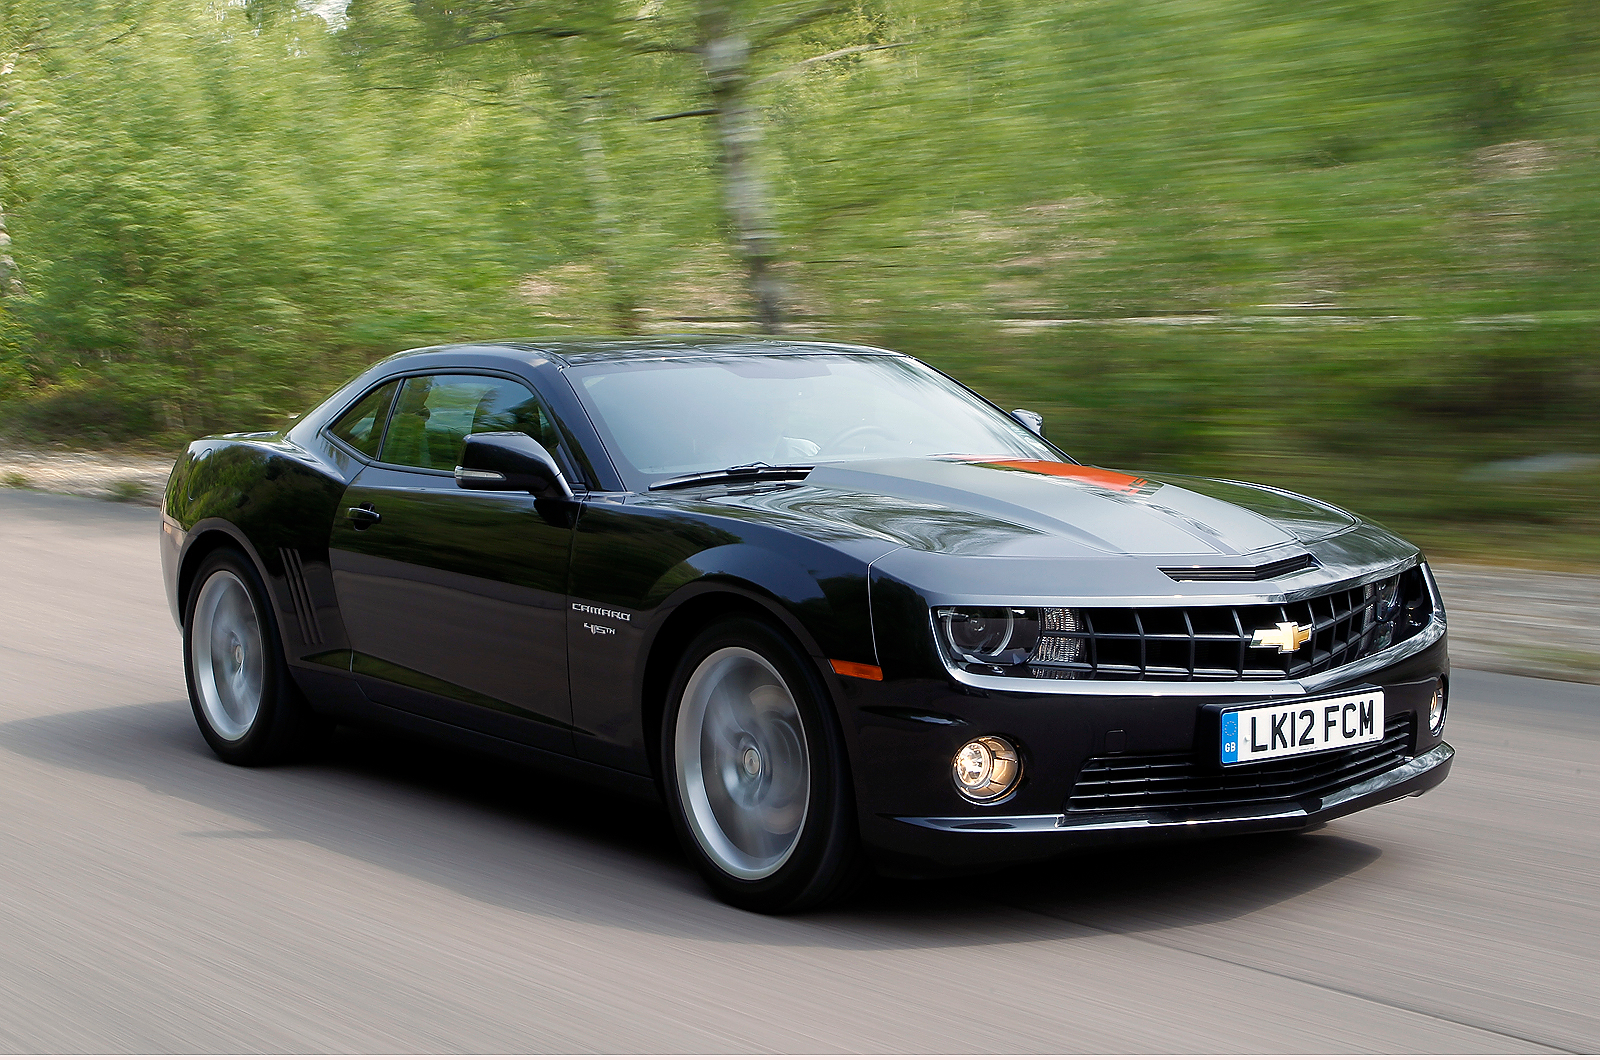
[1429,679,1447,735]
[951,735,1021,803]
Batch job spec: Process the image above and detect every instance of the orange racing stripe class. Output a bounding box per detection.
[967,459,1156,494]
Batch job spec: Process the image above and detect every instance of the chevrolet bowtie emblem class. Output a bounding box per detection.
[1252,621,1312,653]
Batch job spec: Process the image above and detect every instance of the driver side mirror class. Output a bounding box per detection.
[455,432,573,500]
[1010,408,1045,436]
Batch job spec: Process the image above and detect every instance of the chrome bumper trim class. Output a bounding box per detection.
[895,741,1454,835]
[941,613,1446,698]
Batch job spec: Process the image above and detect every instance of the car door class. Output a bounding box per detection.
[328,372,577,753]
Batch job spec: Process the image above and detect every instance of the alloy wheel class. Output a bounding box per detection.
[674,646,811,880]
[190,569,266,742]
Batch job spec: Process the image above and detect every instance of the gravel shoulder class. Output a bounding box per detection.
[0,446,173,505]
[3,446,1594,683]
[1430,566,1600,684]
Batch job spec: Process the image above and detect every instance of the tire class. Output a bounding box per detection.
[182,547,326,765]
[661,615,862,913]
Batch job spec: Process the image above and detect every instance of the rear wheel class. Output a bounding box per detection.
[183,548,325,765]
[662,616,861,912]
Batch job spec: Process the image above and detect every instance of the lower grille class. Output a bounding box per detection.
[1066,715,1415,815]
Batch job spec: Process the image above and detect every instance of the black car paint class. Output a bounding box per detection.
[161,338,1451,876]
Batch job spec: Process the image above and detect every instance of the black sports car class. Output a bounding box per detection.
[161,336,1452,911]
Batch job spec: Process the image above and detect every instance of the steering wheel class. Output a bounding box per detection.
[821,424,898,455]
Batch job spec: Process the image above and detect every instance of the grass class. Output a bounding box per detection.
[1505,647,1600,684]
[107,479,149,503]
[1228,458,1600,572]
[1403,523,1600,573]
[892,321,1600,574]
[2,470,29,489]
[9,318,1600,569]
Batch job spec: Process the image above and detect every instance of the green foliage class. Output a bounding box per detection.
[106,477,146,501]
[0,0,1597,561]
[2,0,584,437]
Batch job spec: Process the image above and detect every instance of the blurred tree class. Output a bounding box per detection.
[0,0,47,298]
[0,0,1596,566]
[354,0,893,331]
[1,0,583,433]
[339,1,641,330]
[658,0,905,330]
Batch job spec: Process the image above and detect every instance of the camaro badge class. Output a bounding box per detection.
[1252,621,1312,653]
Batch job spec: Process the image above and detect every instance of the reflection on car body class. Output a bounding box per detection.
[160,336,1452,912]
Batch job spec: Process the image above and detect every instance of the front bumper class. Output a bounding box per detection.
[883,740,1451,869]
[844,623,1451,876]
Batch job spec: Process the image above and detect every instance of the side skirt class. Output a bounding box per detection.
[312,679,663,804]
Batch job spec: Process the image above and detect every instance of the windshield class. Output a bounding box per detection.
[566,353,1063,490]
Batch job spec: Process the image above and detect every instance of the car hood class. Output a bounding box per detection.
[688,457,1363,561]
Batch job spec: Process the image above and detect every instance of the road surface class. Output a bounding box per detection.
[0,490,1595,1052]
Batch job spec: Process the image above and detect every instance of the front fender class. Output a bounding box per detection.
[644,542,871,666]
[566,503,884,775]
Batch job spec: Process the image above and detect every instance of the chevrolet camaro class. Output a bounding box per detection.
[160,337,1453,911]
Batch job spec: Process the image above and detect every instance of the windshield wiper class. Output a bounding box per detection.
[648,463,814,491]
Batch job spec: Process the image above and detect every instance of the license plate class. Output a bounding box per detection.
[1220,689,1385,765]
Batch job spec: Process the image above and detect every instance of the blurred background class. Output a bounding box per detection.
[1,0,1596,566]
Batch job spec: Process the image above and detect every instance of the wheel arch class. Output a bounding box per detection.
[175,521,271,627]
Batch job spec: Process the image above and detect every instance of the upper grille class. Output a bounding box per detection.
[1029,565,1432,683]
[1066,714,1415,815]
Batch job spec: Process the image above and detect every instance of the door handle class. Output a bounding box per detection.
[348,506,381,529]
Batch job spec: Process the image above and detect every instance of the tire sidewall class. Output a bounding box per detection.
[182,547,293,764]
[661,615,858,912]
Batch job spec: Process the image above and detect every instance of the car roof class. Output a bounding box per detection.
[393,334,904,367]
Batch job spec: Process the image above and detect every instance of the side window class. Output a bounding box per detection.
[327,381,399,457]
[379,374,560,473]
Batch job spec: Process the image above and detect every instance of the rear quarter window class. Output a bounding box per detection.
[327,381,399,457]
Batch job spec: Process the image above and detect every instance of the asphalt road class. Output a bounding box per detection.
[1,489,1596,1053]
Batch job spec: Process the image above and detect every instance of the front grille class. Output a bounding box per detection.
[1066,714,1415,815]
[1029,565,1432,683]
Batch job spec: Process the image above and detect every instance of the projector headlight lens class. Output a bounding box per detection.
[935,606,1085,673]
[939,607,1036,665]
[1363,575,1403,651]
[951,735,1022,803]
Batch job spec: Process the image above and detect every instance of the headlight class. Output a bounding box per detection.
[1363,576,1401,651]
[1035,607,1086,665]
[939,607,1038,665]
[1364,565,1437,650]
[1429,678,1447,734]
[934,607,1086,675]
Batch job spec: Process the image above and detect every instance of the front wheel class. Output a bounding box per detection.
[662,616,862,913]
[183,547,325,765]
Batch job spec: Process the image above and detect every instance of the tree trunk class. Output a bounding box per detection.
[572,87,640,334]
[0,200,20,298]
[699,3,785,333]
[0,55,22,297]
[551,40,641,334]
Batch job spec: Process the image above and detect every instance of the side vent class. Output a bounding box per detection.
[1159,554,1319,582]
[279,548,325,647]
